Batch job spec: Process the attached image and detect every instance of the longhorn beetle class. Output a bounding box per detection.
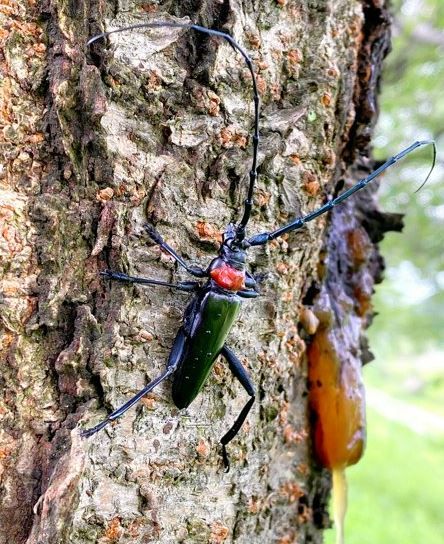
[82,21,436,470]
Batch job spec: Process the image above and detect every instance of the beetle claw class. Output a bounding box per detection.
[100,269,112,279]
[222,445,231,473]
[80,420,109,438]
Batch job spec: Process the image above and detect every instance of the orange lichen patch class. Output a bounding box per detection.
[287,49,303,65]
[283,424,308,445]
[323,148,336,167]
[307,327,366,469]
[302,171,320,196]
[281,290,293,303]
[257,74,267,95]
[0,331,15,354]
[136,329,154,343]
[276,261,289,275]
[233,132,247,148]
[104,517,122,541]
[0,447,12,460]
[96,187,114,202]
[278,534,297,544]
[196,438,210,458]
[321,92,332,107]
[218,126,247,149]
[28,132,45,144]
[276,0,287,6]
[280,481,305,503]
[349,16,363,39]
[248,496,263,514]
[146,70,161,90]
[256,60,269,71]
[278,401,289,425]
[327,66,340,79]
[289,154,302,165]
[246,32,261,49]
[296,463,309,476]
[210,521,229,543]
[256,190,271,207]
[270,83,282,101]
[219,127,233,147]
[114,183,127,197]
[140,3,158,13]
[195,221,222,243]
[140,396,156,410]
[210,262,245,291]
[212,361,226,379]
[21,296,38,324]
[207,90,220,116]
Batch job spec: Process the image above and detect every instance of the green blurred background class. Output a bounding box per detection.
[326,1,444,542]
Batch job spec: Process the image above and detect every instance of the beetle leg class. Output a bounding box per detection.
[101,269,200,292]
[144,224,208,278]
[245,271,257,289]
[219,345,255,471]
[246,140,436,247]
[237,289,260,298]
[80,329,187,438]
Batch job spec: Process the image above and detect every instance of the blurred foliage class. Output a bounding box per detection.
[324,408,444,544]
[368,0,444,362]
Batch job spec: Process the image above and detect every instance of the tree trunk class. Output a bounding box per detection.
[0,1,394,543]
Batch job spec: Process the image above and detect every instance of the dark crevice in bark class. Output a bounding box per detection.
[345,0,391,161]
[18,2,111,541]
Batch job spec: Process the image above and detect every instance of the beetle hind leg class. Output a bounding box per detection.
[80,329,187,438]
[219,345,256,472]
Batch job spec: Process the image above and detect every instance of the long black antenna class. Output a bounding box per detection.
[245,139,436,247]
[88,22,260,240]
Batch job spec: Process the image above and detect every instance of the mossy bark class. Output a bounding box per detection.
[0,1,394,543]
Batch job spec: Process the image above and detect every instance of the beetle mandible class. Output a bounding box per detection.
[81,21,436,470]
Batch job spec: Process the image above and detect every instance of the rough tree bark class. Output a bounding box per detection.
[0,1,397,543]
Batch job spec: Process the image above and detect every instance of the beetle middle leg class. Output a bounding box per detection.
[100,269,200,292]
[219,345,255,471]
[80,329,187,438]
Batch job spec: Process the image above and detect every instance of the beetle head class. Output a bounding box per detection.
[219,224,246,268]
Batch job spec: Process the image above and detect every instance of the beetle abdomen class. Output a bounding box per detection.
[172,290,241,409]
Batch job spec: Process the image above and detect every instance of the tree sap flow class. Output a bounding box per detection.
[83,20,436,539]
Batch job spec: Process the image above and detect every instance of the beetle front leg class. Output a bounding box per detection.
[219,345,255,471]
[145,224,208,278]
[80,329,187,437]
[245,271,257,290]
[237,289,260,299]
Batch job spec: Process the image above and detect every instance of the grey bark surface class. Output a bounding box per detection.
[0,1,394,543]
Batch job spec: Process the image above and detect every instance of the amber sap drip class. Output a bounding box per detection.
[332,468,347,544]
[308,324,366,543]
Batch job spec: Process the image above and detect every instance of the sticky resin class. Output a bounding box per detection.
[307,294,366,544]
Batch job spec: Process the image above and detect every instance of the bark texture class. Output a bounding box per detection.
[0,1,394,543]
